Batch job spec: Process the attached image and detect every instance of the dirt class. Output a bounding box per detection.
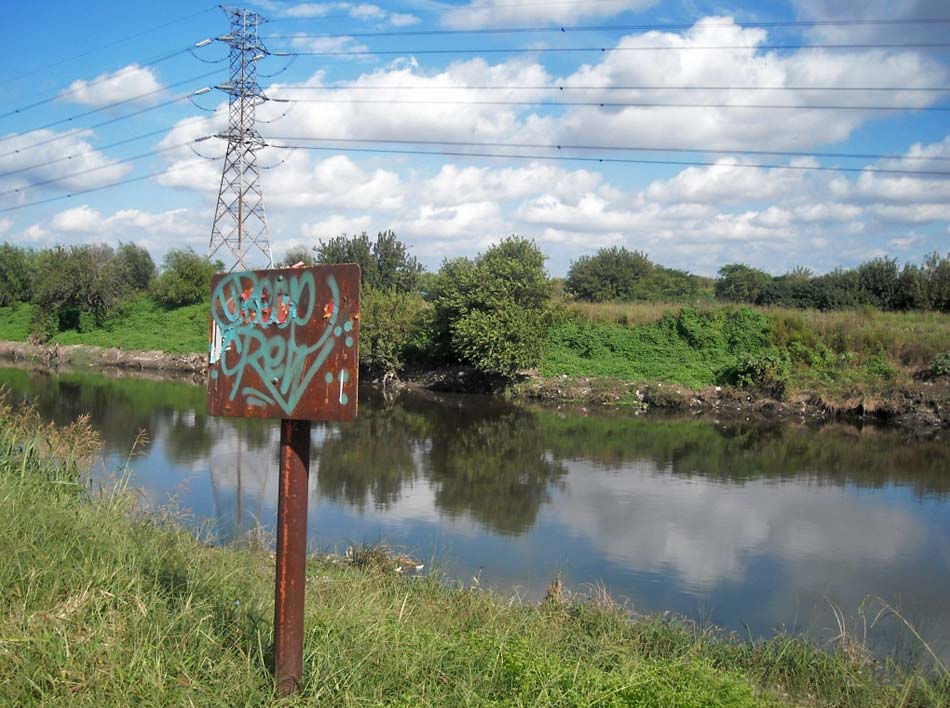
[0,341,205,378]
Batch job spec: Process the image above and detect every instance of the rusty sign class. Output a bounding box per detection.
[206,264,361,421]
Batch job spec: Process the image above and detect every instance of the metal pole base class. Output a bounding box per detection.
[274,418,311,696]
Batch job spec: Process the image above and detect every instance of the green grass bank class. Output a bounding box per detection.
[2,399,949,706]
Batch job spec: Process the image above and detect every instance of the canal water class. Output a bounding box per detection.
[3,366,949,662]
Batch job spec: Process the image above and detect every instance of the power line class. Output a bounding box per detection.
[0,127,174,178]
[0,70,222,144]
[0,87,216,162]
[1,5,218,83]
[260,135,950,163]
[274,83,950,93]
[275,41,950,57]
[269,17,950,40]
[266,96,950,111]
[264,142,950,178]
[0,39,217,121]
[0,137,214,198]
[0,161,220,214]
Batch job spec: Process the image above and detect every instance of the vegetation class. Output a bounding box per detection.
[2,397,948,706]
[1,238,949,393]
[151,248,218,307]
[316,230,424,293]
[432,236,552,376]
[567,247,710,302]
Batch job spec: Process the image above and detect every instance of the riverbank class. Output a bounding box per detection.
[2,297,949,430]
[2,397,947,706]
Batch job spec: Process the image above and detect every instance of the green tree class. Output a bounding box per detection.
[715,264,773,304]
[0,243,37,307]
[114,242,156,292]
[278,246,317,267]
[359,288,431,377]
[152,248,218,307]
[31,244,125,337]
[316,230,422,292]
[565,247,654,301]
[433,236,551,376]
[857,257,900,310]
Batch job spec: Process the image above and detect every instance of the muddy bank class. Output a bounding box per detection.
[2,340,947,431]
[0,341,205,377]
[506,374,950,430]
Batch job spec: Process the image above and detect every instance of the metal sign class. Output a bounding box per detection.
[207,264,361,421]
[205,263,361,695]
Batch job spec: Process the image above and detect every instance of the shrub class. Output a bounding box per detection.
[152,249,218,307]
[316,230,422,293]
[0,243,37,307]
[565,247,653,301]
[31,244,125,337]
[930,352,950,378]
[433,236,551,376]
[359,288,431,377]
[277,246,317,267]
[715,264,772,303]
[114,242,156,292]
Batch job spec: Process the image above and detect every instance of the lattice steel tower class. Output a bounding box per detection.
[209,6,273,271]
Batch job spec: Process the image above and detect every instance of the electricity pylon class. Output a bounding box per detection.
[209,6,273,271]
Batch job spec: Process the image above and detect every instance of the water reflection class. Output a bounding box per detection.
[2,366,949,659]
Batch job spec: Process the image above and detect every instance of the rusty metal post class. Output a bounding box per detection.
[274,418,312,696]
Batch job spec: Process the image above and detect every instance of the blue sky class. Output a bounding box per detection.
[1,0,948,276]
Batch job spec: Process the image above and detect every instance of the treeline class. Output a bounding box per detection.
[0,243,216,339]
[565,246,950,312]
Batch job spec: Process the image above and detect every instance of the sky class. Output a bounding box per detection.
[1,0,948,276]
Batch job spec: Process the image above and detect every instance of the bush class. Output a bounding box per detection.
[316,230,423,293]
[715,264,772,303]
[359,288,431,376]
[565,247,653,301]
[433,236,551,376]
[0,243,37,307]
[930,352,950,378]
[277,246,317,267]
[152,249,218,307]
[114,242,156,292]
[31,244,126,338]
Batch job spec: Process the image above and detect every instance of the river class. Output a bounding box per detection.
[3,366,949,663]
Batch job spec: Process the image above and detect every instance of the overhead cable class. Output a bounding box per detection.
[0,137,215,198]
[259,135,950,164]
[269,16,950,40]
[274,41,950,57]
[1,5,218,84]
[0,88,215,162]
[0,70,222,143]
[0,39,219,121]
[265,96,950,111]
[264,142,950,178]
[273,83,950,93]
[0,161,220,214]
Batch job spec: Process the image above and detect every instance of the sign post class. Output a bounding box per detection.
[206,264,360,695]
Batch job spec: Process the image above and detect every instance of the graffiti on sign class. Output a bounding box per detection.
[206,264,360,421]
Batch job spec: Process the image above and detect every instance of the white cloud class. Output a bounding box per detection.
[443,0,657,29]
[60,64,163,107]
[0,129,131,205]
[281,2,420,25]
[0,218,12,237]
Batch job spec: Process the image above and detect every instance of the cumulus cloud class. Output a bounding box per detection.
[23,206,204,257]
[0,129,131,207]
[59,64,164,107]
[443,0,657,29]
[281,2,419,26]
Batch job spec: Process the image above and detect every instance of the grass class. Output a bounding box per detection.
[49,294,207,354]
[2,397,949,706]
[0,302,33,342]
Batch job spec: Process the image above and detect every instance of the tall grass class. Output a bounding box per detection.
[1,396,948,705]
[563,301,950,366]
